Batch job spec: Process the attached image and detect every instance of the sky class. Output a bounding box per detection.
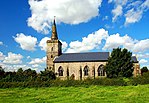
[0,0,149,72]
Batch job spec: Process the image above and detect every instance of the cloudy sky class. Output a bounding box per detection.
[0,0,149,72]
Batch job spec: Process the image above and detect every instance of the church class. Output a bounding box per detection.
[46,19,141,80]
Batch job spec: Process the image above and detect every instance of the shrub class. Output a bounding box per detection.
[131,72,149,85]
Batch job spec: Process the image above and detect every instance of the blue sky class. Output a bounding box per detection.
[0,0,149,72]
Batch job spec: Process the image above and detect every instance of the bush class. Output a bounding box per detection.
[131,72,149,85]
[1,73,149,88]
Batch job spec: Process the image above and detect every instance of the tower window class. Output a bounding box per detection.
[51,47,53,51]
[51,55,53,58]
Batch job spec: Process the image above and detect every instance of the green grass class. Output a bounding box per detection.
[0,85,149,103]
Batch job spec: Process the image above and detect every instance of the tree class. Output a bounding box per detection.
[23,68,37,81]
[39,69,56,81]
[17,68,23,73]
[0,66,5,79]
[16,68,24,82]
[141,66,148,75]
[105,48,133,78]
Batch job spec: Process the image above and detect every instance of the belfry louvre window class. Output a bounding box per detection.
[58,66,63,76]
[84,66,89,76]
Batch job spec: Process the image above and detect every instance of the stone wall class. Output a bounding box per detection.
[46,40,62,71]
[133,63,141,77]
[54,62,141,80]
[55,61,107,80]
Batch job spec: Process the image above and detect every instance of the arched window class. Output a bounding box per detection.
[98,65,105,76]
[58,66,63,76]
[84,66,89,76]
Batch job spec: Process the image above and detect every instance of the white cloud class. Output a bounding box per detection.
[28,56,46,72]
[3,52,23,64]
[112,5,123,22]
[60,40,68,52]
[39,37,50,51]
[0,41,3,45]
[3,64,31,72]
[29,56,46,65]
[66,28,108,53]
[32,64,40,68]
[102,16,108,21]
[109,0,128,22]
[0,51,5,61]
[133,39,149,52]
[109,0,149,25]
[108,0,113,4]
[30,58,46,71]
[126,1,142,9]
[27,56,31,59]
[142,0,149,9]
[137,53,149,58]
[109,0,128,6]
[124,0,149,25]
[139,59,148,64]
[103,34,149,53]
[105,24,114,29]
[39,37,68,52]
[27,0,102,34]
[14,33,37,51]
[102,33,134,50]
[125,8,143,25]
[0,62,5,67]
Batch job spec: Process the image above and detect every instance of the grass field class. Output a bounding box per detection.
[0,85,149,103]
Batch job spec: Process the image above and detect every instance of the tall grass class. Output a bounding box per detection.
[0,84,149,103]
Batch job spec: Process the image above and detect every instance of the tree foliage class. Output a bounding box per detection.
[0,68,56,82]
[141,66,148,75]
[0,66,5,79]
[39,69,56,81]
[105,48,133,78]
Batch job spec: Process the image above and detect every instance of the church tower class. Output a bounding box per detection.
[46,18,62,71]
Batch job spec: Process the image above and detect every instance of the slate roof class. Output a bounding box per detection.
[131,56,138,63]
[54,52,109,63]
[54,52,139,63]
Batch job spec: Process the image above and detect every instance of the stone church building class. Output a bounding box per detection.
[46,19,141,80]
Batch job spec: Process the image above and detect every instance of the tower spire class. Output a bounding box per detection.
[51,16,58,40]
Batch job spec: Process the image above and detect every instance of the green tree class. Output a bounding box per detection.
[0,66,5,79]
[16,68,24,81]
[141,66,148,75]
[39,69,56,81]
[23,68,37,81]
[17,68,23,73]
[105,48,133,78]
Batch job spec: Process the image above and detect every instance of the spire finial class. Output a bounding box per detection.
[51,16,58,40]
[53,16,56,24]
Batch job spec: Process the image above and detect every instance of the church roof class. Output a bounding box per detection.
[54,52,139,63]
[54,52,109,63]
[131,56,138,63]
